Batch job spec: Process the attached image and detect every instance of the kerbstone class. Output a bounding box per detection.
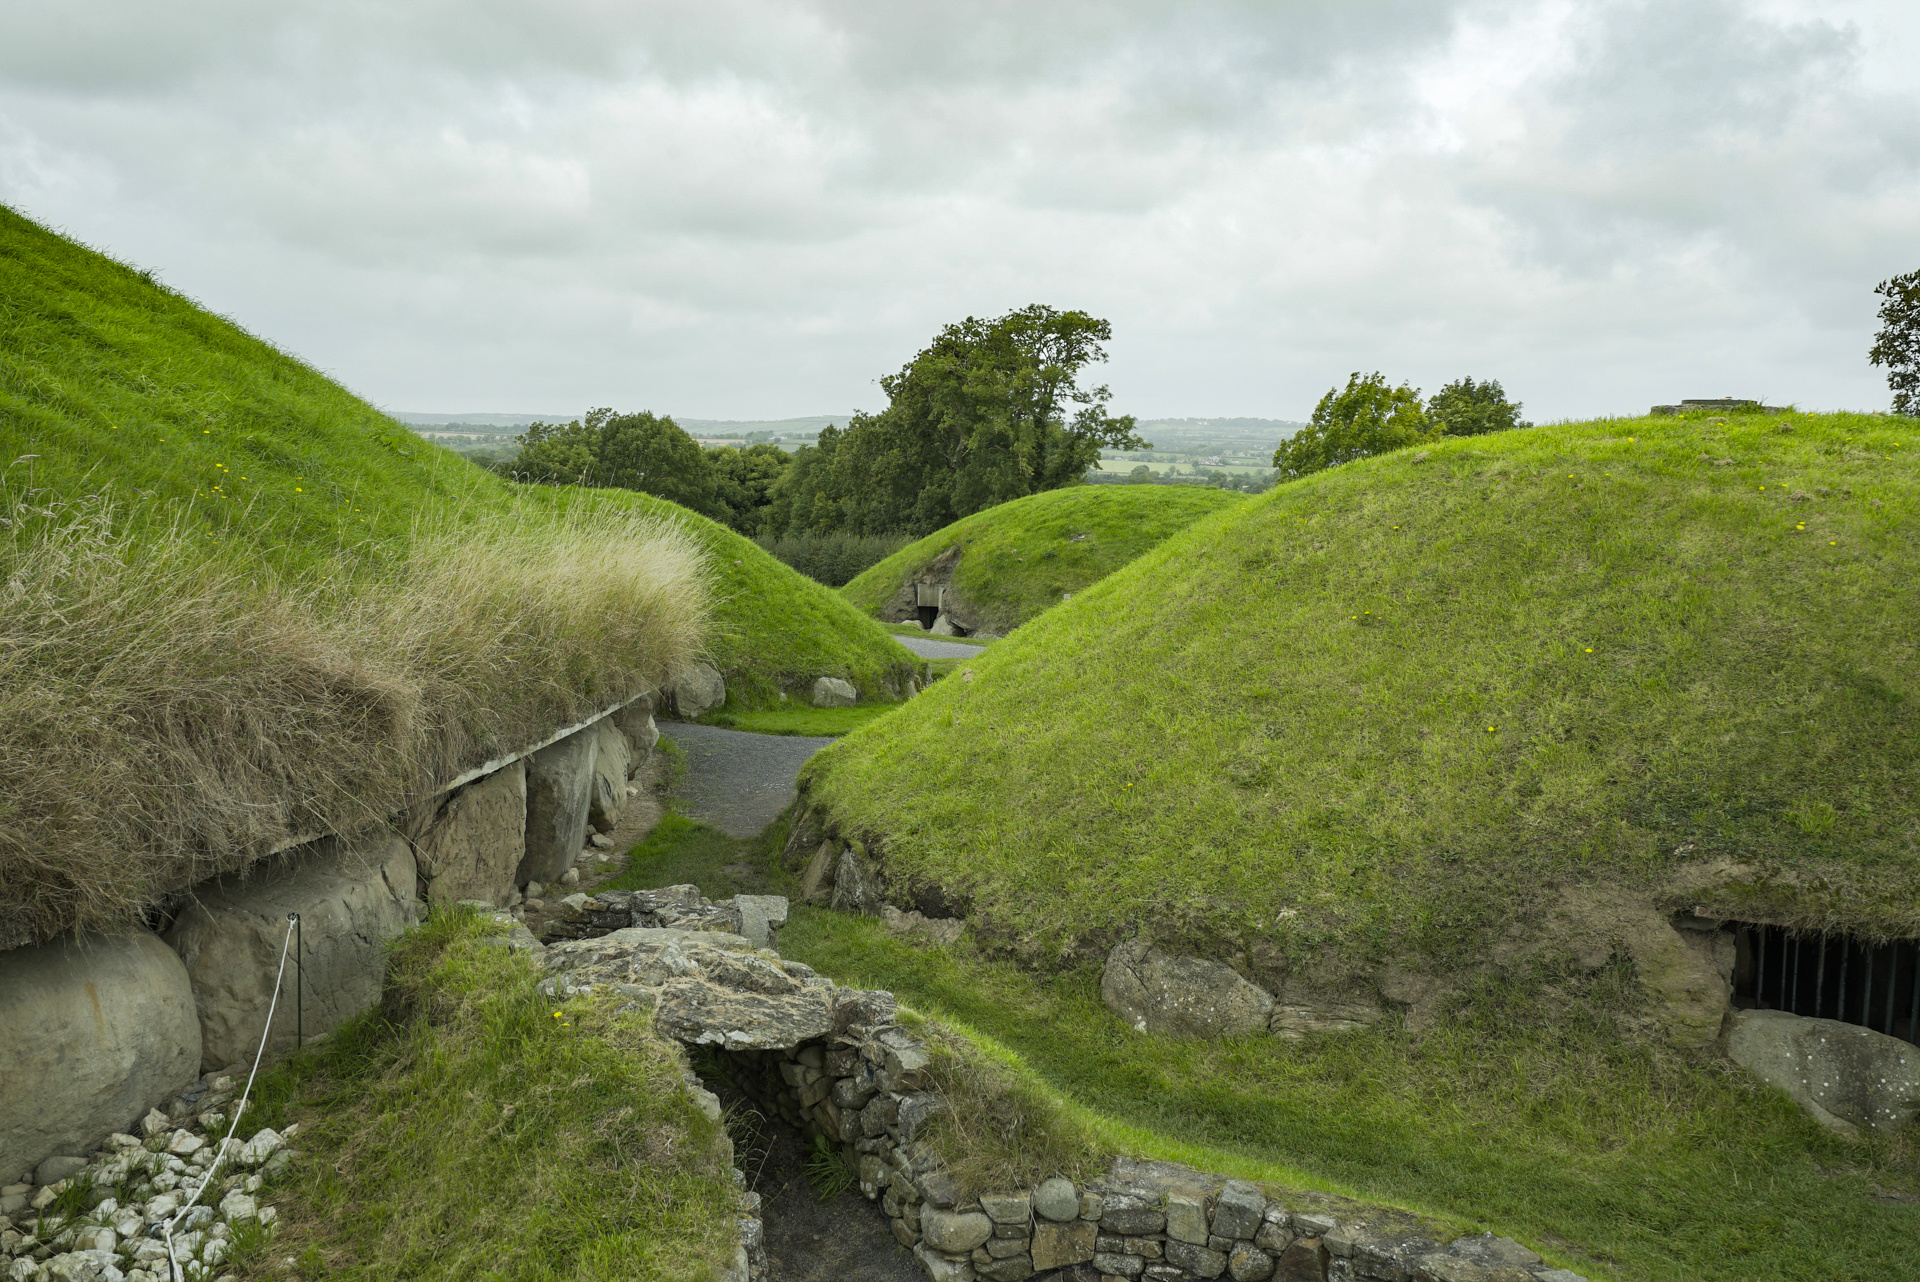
[415,760,525,907]
[167,831,418,1070]
[1101,940,1274,1038]
[588,719,633,831]
[519,727,598,884]
[811,676,858,708]
[666,663,727,719]
[0,930,201,1186]
[1728,1008,1920,1133]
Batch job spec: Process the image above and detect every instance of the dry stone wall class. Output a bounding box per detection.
[528,886,1594,1282]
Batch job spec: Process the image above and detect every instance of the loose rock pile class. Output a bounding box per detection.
[0,1070,293,1282]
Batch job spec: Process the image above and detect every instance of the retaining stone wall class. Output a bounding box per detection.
[539,887,1595,1282]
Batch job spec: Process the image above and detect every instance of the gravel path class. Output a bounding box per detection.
[658,722,836,838]
[891,633,991,659]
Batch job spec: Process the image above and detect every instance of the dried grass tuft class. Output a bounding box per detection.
[0,482,710,942]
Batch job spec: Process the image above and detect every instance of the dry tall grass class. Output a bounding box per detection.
[0,482,710,944]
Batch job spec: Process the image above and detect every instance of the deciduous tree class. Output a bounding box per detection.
[511,409,720,517]
[773,305,1146,537]
[1871,269,1920,416]
[1273,372,1433,480]
[1428,376,1529,436]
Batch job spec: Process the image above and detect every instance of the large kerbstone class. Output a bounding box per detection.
[519,726,598,884]
[167,831,419,1070]
[1101,939,1275,1038]
[665,663,727,719]
[1728,1008,1920,1133]
[415,761,526,908]
[589,718,633,831]
[0,932,202,1185]
[614,695,660,757]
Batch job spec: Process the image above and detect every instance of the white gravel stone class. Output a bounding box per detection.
[237,1130,283,1168]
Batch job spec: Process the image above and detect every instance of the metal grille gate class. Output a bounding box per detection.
[1737,923,1920,1045]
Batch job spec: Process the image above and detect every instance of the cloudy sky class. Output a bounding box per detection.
[3,1,1917,424]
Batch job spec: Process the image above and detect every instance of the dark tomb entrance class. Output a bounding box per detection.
[1735,922,1920,1044]
[693,1045,924,1282]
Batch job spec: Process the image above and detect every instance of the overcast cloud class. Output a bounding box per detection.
[2,0,1917,422]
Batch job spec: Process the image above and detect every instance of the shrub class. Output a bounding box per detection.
[755,531,912,587]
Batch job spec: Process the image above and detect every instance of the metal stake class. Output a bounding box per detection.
[288,912,303,1049]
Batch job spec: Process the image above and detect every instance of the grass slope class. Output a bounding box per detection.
[602,813,1920,1282]
[0,204,911,937]
[0,203,911,702]
[242,909,742,1281]
[840,484,1245,633]
[805,411,1920,959]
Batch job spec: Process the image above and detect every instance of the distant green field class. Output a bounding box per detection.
[841,484,1246,634]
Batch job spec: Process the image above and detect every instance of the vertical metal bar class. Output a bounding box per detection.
[1791,934,1803,1014]
[1884,943,1899,1034]
[1862,941,1875,1033]
[1906,945,1919,1045]
[1837,937,1850,1023]
[295,912,304,1049]
[1815,932,1828,1019]
[1756,926,1769,1009]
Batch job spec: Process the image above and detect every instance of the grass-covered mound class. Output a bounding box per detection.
[839,484,1245,634]
[240,908,745,1281]
[803,411,1920,965]
[0,204,912,941]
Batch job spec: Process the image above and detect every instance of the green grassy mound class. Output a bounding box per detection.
[595,813,1919,1281]
[802,411,1920,964]
[839,484,1246,634]
[243,908,743,1281]
[0,204,912,702]
[0,204,911,939]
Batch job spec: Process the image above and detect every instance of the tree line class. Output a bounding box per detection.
[504,304,1145,542]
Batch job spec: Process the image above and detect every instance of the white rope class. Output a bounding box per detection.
[162,913,295,1282]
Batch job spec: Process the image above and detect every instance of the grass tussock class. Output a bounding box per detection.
[0,479,709,942]
[238,907,743,1281]
[909,1018,1106,1195]
[756,530,914,588]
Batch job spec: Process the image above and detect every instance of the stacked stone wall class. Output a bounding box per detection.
[534,887,1594,1282]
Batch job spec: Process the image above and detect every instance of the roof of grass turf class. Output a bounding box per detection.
[0,204,913,706]
[803,412,1920,963]
[840,484,1246,634]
